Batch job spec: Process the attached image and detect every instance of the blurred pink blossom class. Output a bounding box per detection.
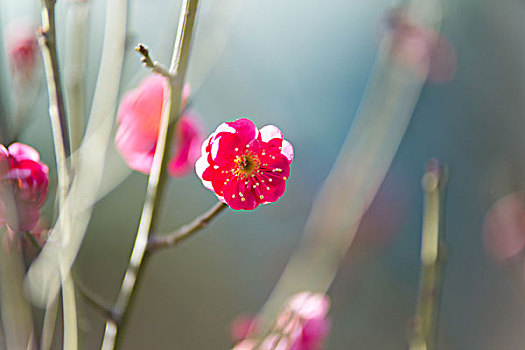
[0,143,49,232]
[196,118,293,210]
[385,9,457,82]
[230,315,259,343]
[115,75,202,177]
[482,192,525,262]
[4,19,39,81]
[232,292,330,350]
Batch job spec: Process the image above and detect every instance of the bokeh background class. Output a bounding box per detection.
[2,0,525,349]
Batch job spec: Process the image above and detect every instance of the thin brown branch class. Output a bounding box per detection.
[148,202,228,252]
[38,1,76,347]
[101,0,201,348]
[39,0,71,204]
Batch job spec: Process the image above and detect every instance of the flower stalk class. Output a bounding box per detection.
[101,0,200,348]
[408,160,449,350]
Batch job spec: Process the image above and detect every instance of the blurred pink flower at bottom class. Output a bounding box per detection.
[232,292,330,350]
[230,315,259,343]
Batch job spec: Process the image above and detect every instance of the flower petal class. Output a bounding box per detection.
[260,125,283,142]
[210,133,244,166]
[8,142,40,162]
[226,118,258,145]
[280,140,294,163]
[223,179,258,210]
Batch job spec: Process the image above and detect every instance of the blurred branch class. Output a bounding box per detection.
[0,227,35,349]
[40,296,58,350]
[27,2,129,349]
[101,1,200,349]
[65,0,90,155]
[74,276,115,322]
[60,272,77,349]
[408,160,449,350]
[252,0,444,341]
[25,0,128,317]
[22,232,113,321]
[148,202,228,252]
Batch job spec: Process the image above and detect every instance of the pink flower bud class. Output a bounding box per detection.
[115,75,202,177]
[385,9,457,82]
[0,143,49,232]
[196,118,294,210]
[4,19,39,81]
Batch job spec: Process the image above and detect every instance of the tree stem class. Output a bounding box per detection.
[148,202,228,252]
[39,0,71,204]
[408,159,449,350]
[100,1,200,348]
[39,1,76,348]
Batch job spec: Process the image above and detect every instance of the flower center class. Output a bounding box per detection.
[233,152,260,177]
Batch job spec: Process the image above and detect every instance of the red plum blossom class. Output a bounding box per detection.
[0,143,49,232]
[115,75,202,177]
[196,118,293,210]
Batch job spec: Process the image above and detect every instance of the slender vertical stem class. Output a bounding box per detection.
[39,0,71,203]
[39,1,76,348]
[100,1,200,348]
[409,160,449,350]
[0,227,35,349]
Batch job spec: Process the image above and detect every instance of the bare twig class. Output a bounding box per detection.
[74,276,115,322]
[148,202,228,252]
[135,44,171,79]
[38,1,77,348]
[408,160,449,350]
[101,1,200,348]
[39,0,71,203]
